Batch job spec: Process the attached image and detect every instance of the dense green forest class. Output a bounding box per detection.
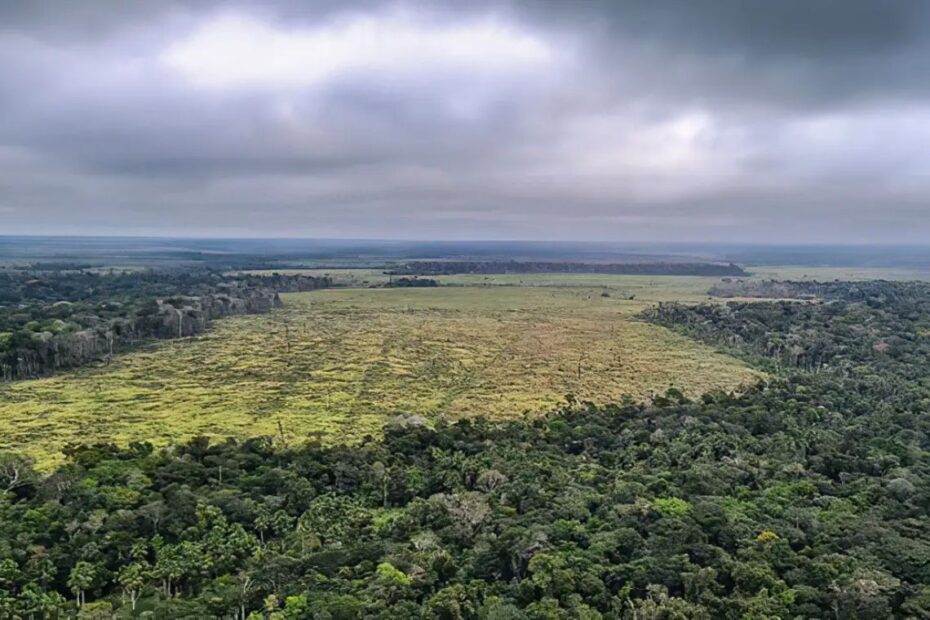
[706,278,930,300]
[649,279,930,374]
[383,277,440,288]
[1,280,930,617]
[386,261,746,277]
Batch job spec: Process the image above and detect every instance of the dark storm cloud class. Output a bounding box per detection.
[1,0,929,241]
[516,0,930,110]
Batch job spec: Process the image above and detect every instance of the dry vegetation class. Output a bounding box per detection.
[747,265,930,281]
[0,275,763,467]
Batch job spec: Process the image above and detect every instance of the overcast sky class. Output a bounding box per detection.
[2,1,929,242]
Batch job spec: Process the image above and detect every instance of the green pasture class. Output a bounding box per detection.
[0,275,763,467]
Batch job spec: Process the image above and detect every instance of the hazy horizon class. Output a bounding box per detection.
[2,1,930,242]
[7,233,930,247]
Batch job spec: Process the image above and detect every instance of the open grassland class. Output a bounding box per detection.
[748,265,930,281]
[242,265,930,285]
[240,268,729,297]
[0,276,763,467]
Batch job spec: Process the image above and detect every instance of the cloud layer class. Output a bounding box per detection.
[2,0,929,242]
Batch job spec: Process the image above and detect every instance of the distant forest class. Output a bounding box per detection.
[0,270,331,380]
[383,277,440,288]
[386,261,746,277]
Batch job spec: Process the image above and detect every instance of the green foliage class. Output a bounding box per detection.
[652,498,691,518]
[376,562,412,586]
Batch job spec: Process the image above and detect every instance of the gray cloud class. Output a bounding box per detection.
[1,0,929,242]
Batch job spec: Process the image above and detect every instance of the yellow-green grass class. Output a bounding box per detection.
[0,282,763,468]
[747,265,930,281]
[241,268,729,298]
[241,266,930,286]
[437,273,723,298]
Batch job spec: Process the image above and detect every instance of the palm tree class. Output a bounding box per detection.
[67,561,96,607]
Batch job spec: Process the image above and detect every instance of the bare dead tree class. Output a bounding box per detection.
[0,452,36,493]
[277,419,288,448]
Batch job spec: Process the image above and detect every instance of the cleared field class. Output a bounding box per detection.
[240,268,728,297]
[242,266,930,285]
[0,278,763,467]
[748,265,930,281]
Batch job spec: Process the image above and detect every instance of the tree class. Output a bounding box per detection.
[77,600,114,619]
[0,558,22,598]
[630,584,710,620]
[19,583,66,618]
[424,584,476,620]
[235,572,254,620]
[528,553,572,599]
[68,561,97,607]
[280,594,309,619]
[371,562,412,603]
[0,452,36,493]
[372,461,389,507]
[118,562,149,611]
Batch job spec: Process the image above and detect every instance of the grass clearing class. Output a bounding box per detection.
[0,276,763,468]
[747,265,930,281]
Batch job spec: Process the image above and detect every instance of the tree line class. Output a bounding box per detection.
[0,269,331,381]
[385,261,746,277]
